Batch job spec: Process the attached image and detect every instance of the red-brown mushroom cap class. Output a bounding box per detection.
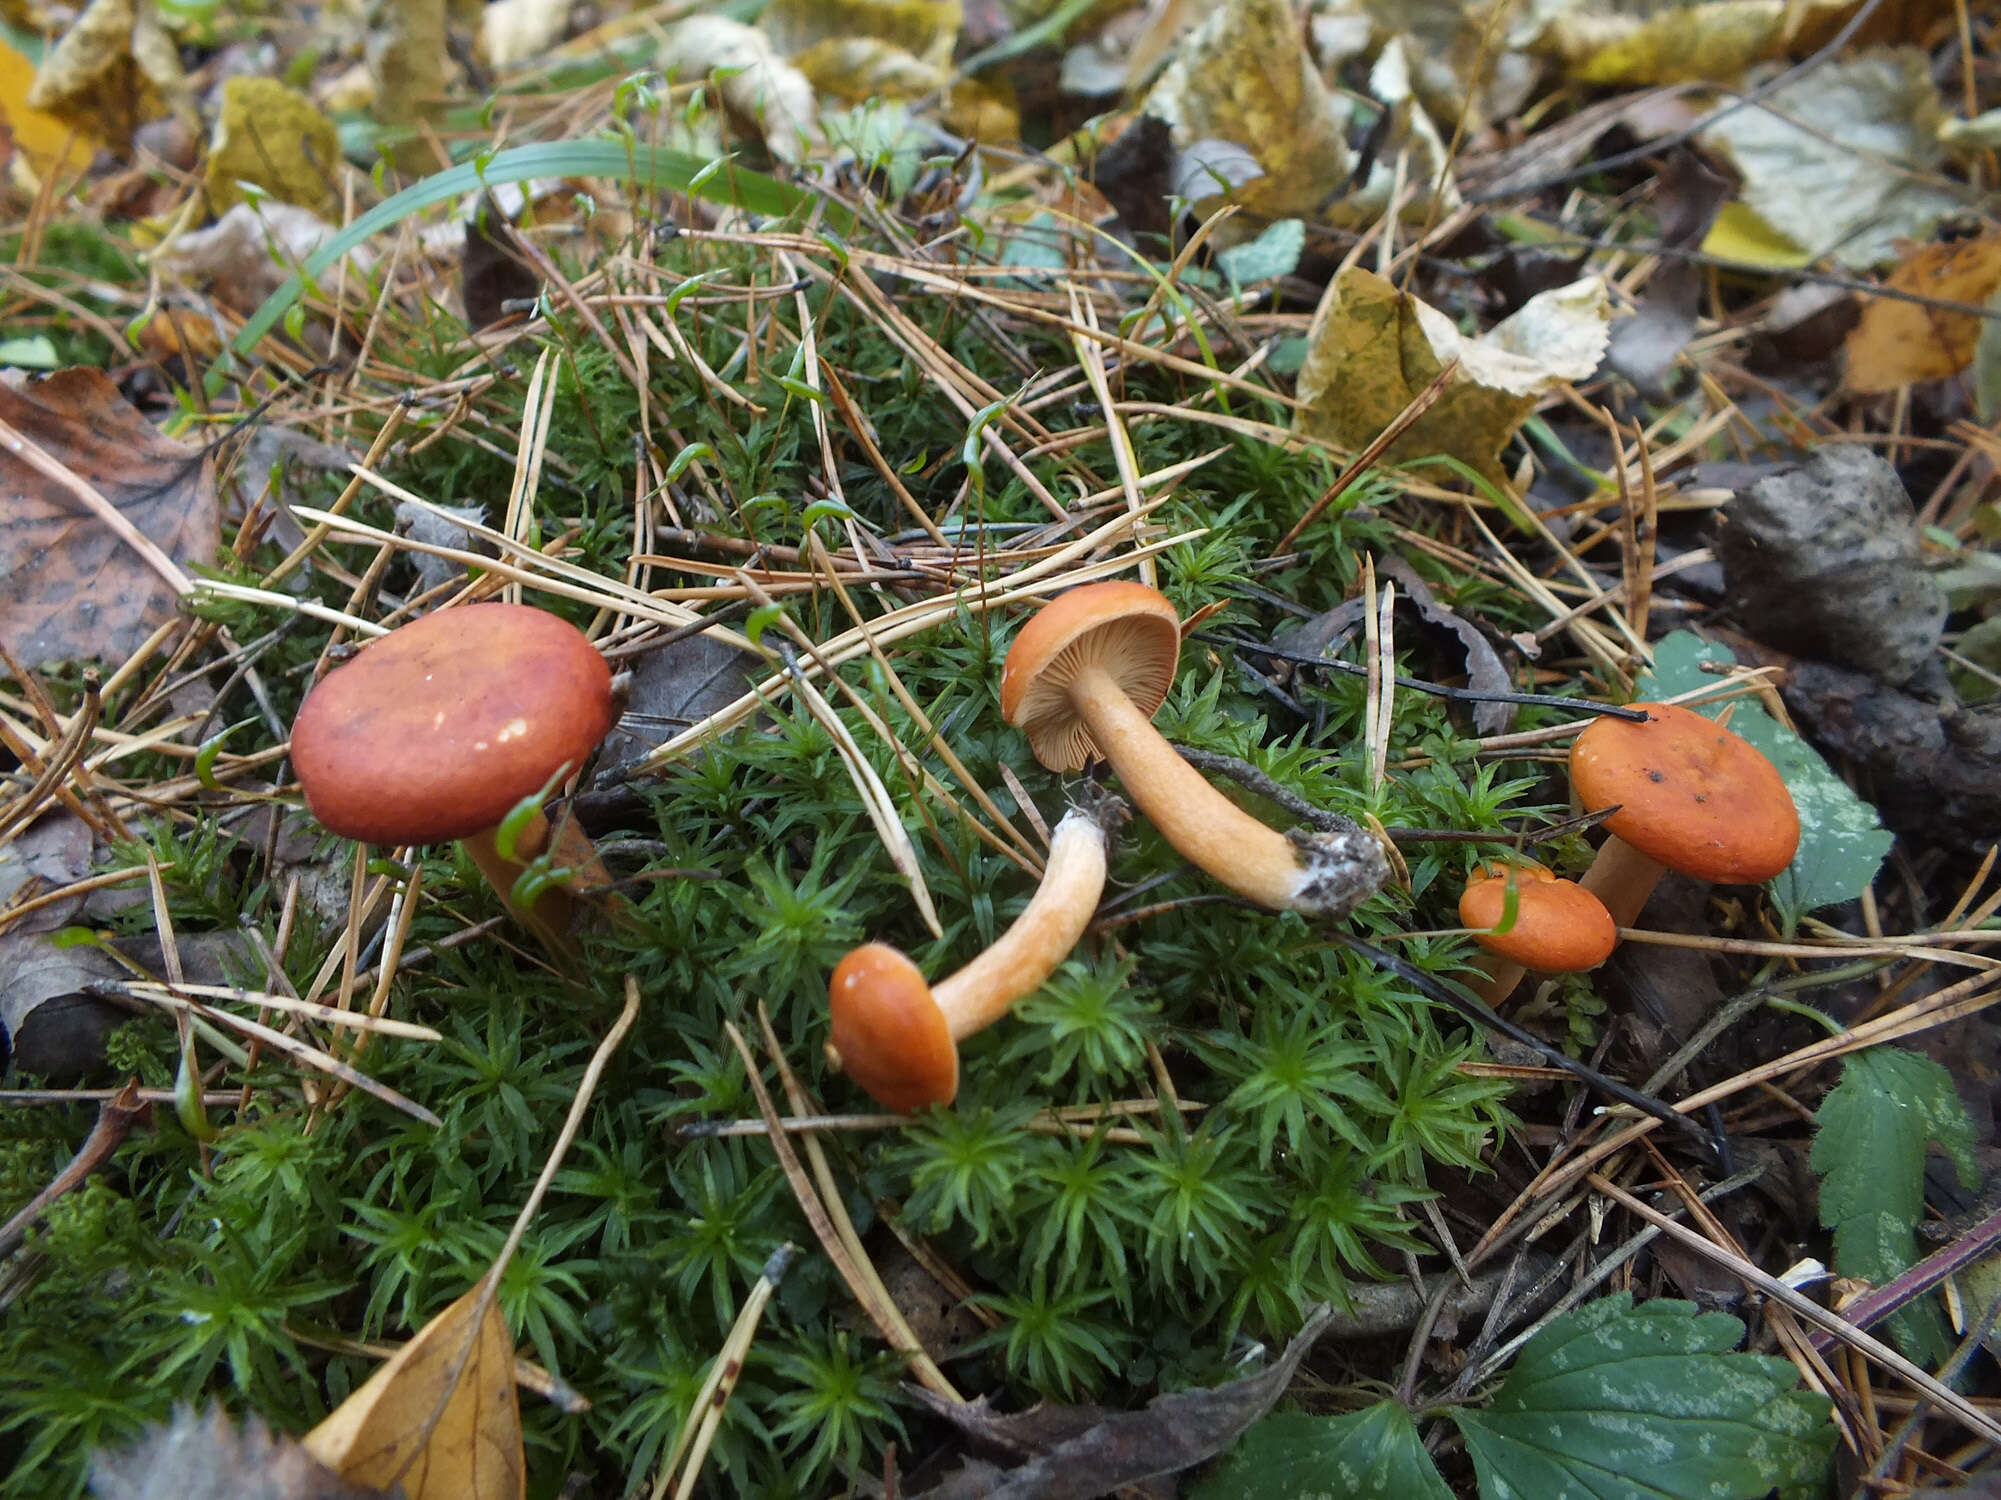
[1000,580,1181,772]
[1569,702,1800,884]
[1459,861,1617,972]
[827,944,957,1113]
[292,603,614,846]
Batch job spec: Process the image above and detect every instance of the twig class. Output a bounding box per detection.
[0,1081,149,1260]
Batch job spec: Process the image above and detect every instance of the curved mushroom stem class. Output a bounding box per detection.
[1064,663,1383,915]
[1576,835,1667,930]
[461,811,575,950]
[930,807,1110,1039]
[1471,956,1528,1006]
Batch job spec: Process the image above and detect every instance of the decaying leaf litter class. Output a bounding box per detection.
[0,0,1998,1493]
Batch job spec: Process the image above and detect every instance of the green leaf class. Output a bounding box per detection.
[1450,1294,1835,1500]
[1190,1402,1453,1500]
[1811,1047,1977,1363]
[1216,219,1306,288]
[1635,630,1894,924]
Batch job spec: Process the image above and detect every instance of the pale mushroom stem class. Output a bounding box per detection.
[1472,957,1528,1007]
[462,811,575,949]
[931,810,1108,1039]
[1065,663,1313,911]
[1577,835,1667,930]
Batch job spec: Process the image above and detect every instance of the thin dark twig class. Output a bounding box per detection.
[1328,932,1724,1161]
[1173,747,1361,833]
[1192,632,1651,719]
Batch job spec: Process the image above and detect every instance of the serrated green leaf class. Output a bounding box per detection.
[1189,1402,1453,1500]
[1635,630,1893,924]
[1811,1047,1977,1363]
[1450,1294,1835,1500]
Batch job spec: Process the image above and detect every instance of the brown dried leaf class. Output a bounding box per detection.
[303,1287,524,1500]
[462,194,539,332]
[0,368,217,669]
[1844,233,2001,393]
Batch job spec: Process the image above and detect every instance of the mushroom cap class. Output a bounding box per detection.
[1569,702,1800,884]
[1459,861,1617,972]
[1000,580,1181,772]
[827,944,957,1113]
[292,603,614,846]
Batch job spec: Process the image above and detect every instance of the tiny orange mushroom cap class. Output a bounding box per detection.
[1568,702,1800,929]
[1458,860,1616,1004]
[1002,581,1385,917]
[827,804,1115,1112]
[292,603,615,942]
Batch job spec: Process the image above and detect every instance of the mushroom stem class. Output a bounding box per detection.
[1471,957,1528,1006]
[931,808,1109,1038]
[461,813,575,949]
[1065,663,1322,911]
[1577,836,1667,930]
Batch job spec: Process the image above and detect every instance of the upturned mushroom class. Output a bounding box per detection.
[291,602,616,947]
[827,802,1117,1112]
[1458,859,1617,1005]
[1000,580,1385,916]
[1568,701,1800,929]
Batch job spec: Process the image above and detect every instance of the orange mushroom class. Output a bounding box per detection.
[1568,701,1800,930]
[1458,860,1617,1005]
[291,603,615,946]
[827,804,1114,1112]
[1001,580,1385,916]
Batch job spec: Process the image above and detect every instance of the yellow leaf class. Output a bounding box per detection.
[1700,201,1812,269]
[1139,0,1350,222]
[304,1287,525,1500]
[761,0,959,69]
[24,0,187,147]
[1295,268,1609,487]
[205,76,343,218]
[1845,233,2001,393]
[792,36,945,103]
[0,35,104,177]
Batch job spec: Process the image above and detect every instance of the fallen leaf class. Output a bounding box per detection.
[761,0,959,71]
[792,36,945,104]
[1295,269,1610,486]
[1844,233,2001,393]
[911,1304,1334,1499]
[0,811,93,918]
[597,627,762,769]
[1699,200,1813,269]
[1517,0,1828,84]
[92,1405,390,1500]
[1140,0,1351,224]
[155,202,372,316]
[481,0,574,67]
[659,15,819,163]
[1087,113,1176,242]
[1375,553,1515,735]
[461,194,538,331]
[204,76,342,218]
[0,368,217,669]
[368,0,447,171]
[1699,48,1972,268]
[1330,37,1462,228]
[304,1285,524,1500]
[25,0,188,147]
[0,34,104,178]
[1604,150,1730,393]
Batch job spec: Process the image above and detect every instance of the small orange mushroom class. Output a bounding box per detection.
[1001,580,1385,916]
[1568,701,1800,930]
[291,603,615,946]
[827,804,1114,1112]
[1458,860,1617,1005]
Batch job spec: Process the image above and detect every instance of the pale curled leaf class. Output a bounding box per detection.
[303,1287,524,1500]
[659,16,819,163]
[1699,48,1971,269]
[92,1405,390,1500]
